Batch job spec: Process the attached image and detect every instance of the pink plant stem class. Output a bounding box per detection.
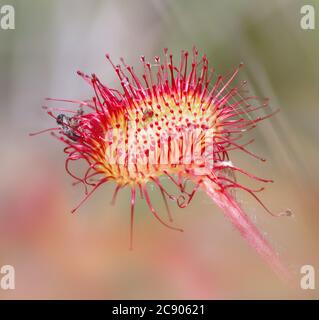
[201,178,291,283]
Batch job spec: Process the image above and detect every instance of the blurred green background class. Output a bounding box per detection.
[0,0,318,299]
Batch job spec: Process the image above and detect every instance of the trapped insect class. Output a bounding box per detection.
[56,109,83,141]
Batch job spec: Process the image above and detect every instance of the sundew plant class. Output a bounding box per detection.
[32,48,291,281]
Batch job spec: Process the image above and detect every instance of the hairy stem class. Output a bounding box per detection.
[201,177,291,283]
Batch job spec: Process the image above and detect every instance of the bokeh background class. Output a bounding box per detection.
[0,0,319,299]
